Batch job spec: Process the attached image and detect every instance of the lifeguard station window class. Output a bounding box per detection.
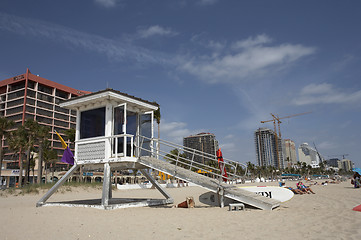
[80,107,105,139]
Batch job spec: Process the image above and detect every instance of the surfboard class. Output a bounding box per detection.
[239,186,294,202]
[198,186,294,206]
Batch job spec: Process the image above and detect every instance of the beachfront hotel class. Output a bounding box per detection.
[0,69,90,186]
[254,127,285,169]
[298,143,322,168]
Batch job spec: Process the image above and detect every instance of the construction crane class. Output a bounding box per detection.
[260,111,312,168]
[261,112,312,139]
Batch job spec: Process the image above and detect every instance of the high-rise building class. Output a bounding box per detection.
[341,159,353,172]
[298,143,321,168]
[0,69,90,170]
[283,139,297,167]
[327,158,341,168]
[183,133,219,164]
[254,127,284,169]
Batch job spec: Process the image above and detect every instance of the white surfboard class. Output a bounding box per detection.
[239,186,294,202]
[198,186,294,206]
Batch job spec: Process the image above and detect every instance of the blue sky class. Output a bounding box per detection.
[1,0,361,167]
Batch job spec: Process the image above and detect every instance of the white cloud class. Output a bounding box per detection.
[159,121,194,144]
[231,34,272,49]
[292,83,361,105]
[300,83,333,95]
[0,13,170,65]
[318,141,336,150]
[94,0,120,8]
[137,25,178,39]
[224,134,235,140]
[180,34,315,84]
[207,40,226,51]
[219,142,236,152]
[197,0,219,5]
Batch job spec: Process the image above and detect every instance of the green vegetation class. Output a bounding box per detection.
[245,161,353,180]
[0,117,14,180]
[0,117,77,187]
[0,181,104,196]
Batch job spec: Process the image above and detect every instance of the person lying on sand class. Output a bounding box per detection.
[297,181,315,194]
[285,186,305,194]
[279,182,304,194]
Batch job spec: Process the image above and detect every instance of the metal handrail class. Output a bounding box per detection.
[75,134,247,183]
[135,135,247,183]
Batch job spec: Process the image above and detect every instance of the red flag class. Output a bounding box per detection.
[216,148,228,182]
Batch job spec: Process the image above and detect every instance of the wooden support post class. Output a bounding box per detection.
[217,186,224,208]
[37,164,80,207]
[102,163,111,207]
[140,169,173,201]
[108,166,112,200]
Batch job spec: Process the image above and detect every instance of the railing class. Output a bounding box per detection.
[75,134,248,184]
[136,135,247,183]
[107,134,134,158]
[76,134,135,163]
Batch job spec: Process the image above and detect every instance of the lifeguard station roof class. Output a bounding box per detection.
[59,88,159,112]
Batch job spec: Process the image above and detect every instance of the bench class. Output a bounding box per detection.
[229,203,245,211]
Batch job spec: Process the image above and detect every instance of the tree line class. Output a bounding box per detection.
[0,117,74,187]
[246,161,351,180]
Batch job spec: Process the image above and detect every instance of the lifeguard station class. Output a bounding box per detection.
[37,89,281,210]
[37,89,173,209]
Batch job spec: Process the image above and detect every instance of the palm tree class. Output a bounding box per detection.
[29,152,36,181]
[23,120,41,184]
[165,149,188,168]
[154,107,161,139]
[43,146,58,183]
[246,162,255,180]
[267,165,276,180]
[37,125,51,184]
[0,117,14,179]
[301,162,307,176]
[8,126,27,187]
[307,164,312,177]
[64,128,75,142]
[318,161,326,175]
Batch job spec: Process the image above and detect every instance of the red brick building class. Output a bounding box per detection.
[0,69,90,183]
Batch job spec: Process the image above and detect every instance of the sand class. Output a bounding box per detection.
[1,180,361,240]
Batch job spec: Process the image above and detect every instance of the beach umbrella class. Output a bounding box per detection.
[352,168,361,175]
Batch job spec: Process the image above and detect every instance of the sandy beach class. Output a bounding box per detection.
[1,180,361,240]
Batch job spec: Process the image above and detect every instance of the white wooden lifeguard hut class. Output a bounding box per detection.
[37,89,173,209]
